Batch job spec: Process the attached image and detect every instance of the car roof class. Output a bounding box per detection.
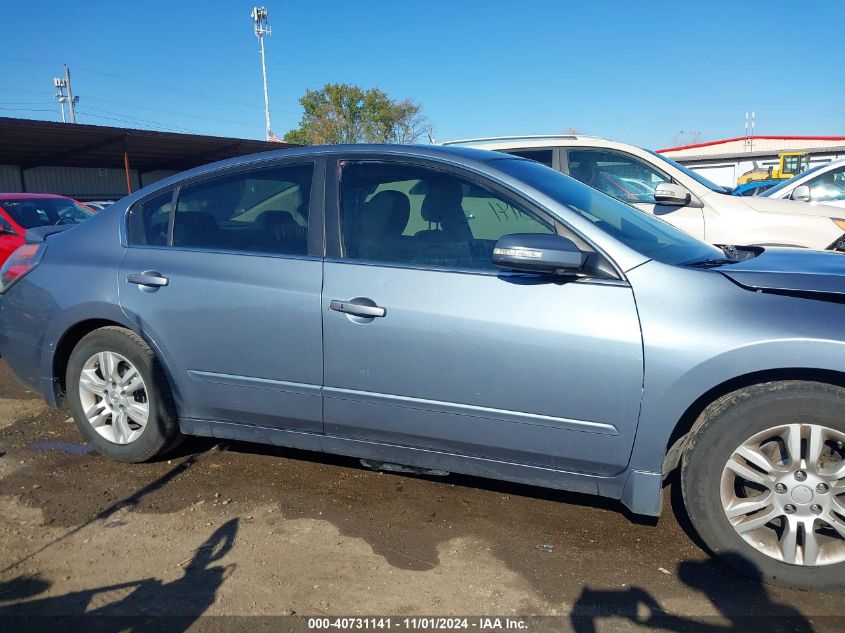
[441,135,639,152]
[135,144,528,195]
[0,193,71,200]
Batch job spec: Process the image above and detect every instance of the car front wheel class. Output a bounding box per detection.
[682,381,845,591]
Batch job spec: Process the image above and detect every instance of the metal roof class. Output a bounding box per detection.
[0,117,297,172]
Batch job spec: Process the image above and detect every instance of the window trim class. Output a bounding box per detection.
[125,158,325,258]
[326,155,621,280]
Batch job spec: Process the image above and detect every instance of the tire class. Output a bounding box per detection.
[681,381,845,592]
[66,326,181,462]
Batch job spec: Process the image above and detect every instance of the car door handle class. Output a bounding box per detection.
[329,299,386,318]
[126,271,169,287]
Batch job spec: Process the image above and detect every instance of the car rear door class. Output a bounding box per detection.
[118,159,325,434]
[320,156,643,476]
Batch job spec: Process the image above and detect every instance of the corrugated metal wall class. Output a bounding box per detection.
[20,166,139,199]
[0,165,180,200]
[0,165,22,191]
[140,170,178,187]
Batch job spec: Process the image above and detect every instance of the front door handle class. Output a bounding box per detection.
[329,299,386,318]
[126,271,169,288]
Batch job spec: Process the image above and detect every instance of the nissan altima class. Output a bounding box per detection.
[1,145,844,591]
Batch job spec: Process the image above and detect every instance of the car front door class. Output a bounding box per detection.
[320,158,643,476]
[565,148,706,239]
[119,160,325,434]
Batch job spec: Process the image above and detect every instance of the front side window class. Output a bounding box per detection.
[340,162,554,271]
[807,165,845,203]
[567,150,671,203]
[130,164,314,255]
[0,197,93,229]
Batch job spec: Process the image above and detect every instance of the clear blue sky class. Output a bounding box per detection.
[1,0,842,149]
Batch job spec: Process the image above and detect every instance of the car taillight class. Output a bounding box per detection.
[0,243,46,294]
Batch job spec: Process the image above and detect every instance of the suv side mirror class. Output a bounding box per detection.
[493,233,585,275]
[0,218,15,236]
[654,182,692,206]
[791,184,811,202]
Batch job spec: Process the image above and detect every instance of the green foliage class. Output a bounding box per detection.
[284,83,431,145]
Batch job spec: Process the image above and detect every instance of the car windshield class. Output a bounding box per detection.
[647,151,729,193]
[761,163,829,197]
[0,197,94,229]
[494,158,724,265]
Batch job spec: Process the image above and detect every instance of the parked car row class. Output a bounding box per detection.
[0,193,95,266]
[763,159,845,209]
[1,143,845,592]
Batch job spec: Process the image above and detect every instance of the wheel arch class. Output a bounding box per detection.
[49,317,180,412]
[661,367,845,476]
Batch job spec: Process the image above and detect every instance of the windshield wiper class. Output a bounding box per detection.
[685,258,738,268]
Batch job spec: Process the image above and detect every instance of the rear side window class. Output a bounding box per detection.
[128,164,314,256]
[129,191,173,245]
[502,149,554,168]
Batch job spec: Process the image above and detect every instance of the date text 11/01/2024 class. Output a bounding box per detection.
[307,617,529,630]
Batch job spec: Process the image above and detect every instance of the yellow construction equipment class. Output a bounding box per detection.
[737,152,810,185]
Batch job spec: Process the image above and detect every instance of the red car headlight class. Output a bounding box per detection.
[0,243,46,294]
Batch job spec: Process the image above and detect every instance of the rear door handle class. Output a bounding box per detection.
[329,299,386,318]
[126,271,169,287]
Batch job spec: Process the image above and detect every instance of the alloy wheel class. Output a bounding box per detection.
[720,423,845,566]
[77,351,149,445]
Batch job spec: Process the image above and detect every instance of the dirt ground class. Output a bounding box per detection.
[0,360,843,632]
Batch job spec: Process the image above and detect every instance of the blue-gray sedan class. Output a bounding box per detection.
[1,145,844,591]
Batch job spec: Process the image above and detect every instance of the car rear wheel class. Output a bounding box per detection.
[66,326,180,462]
[681,381,845,591]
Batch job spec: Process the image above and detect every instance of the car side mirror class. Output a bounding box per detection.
[791,184,811,202]
[493,233,585,275]
[653,183,692,206]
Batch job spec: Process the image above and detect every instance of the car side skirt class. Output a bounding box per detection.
[180,418,662,516]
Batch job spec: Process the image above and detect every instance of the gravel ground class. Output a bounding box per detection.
[0,360,842,632]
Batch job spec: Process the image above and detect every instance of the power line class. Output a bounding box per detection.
[2,56,300,114]
[83,96,263,129]
[75,105,201,134]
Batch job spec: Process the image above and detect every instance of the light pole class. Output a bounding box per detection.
[251,6,272,141]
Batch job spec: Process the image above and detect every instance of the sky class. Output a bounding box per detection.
[0,0,842,149]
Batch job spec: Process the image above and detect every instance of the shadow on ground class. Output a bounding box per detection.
[0,519,238,633]
[0,402,841,626]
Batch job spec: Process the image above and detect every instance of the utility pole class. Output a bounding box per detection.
[53,77,68,123]
[251,6,272,140]
[65,65,78,123]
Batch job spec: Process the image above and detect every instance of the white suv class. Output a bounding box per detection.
[444,135,845,251]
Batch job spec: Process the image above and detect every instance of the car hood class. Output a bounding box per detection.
[733,192,843,218]
[714,248,845,297]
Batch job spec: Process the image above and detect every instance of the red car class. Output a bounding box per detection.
[0,193,94,266]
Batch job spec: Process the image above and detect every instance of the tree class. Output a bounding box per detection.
[284,83,431,145]
[563,127,580,135]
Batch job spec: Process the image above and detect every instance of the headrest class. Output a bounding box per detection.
[360,190,410,238]
[421,180,463,224]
